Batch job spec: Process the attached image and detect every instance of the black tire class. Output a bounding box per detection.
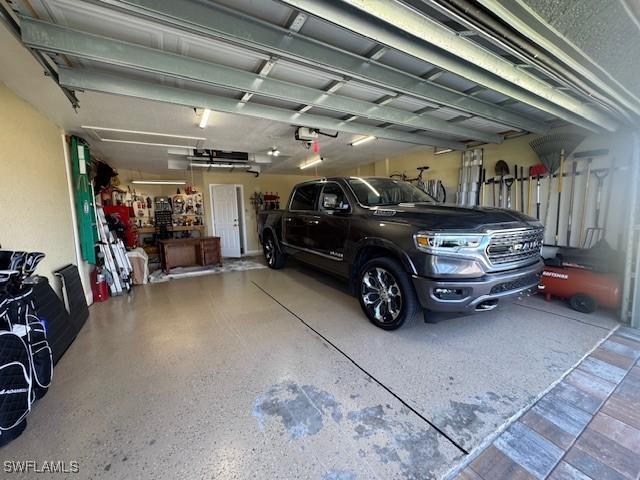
[263,234,285,269]
[569,293,597,314]
[357,257,420,330]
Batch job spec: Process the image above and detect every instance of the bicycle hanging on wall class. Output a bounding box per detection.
[389,166,447,203]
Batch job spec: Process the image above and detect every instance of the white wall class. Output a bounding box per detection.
[0,83,79,287]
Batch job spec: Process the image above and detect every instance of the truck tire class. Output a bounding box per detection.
[569,293,597,314]
[263,234,285,269]
[358,257,420,330]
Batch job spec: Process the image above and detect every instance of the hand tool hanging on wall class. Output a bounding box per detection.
[492,177,497,206]
[578,157,593,246]
[584,169,610,247]
[520,166,525,213]
[528,169,533,216]
[495,160,509,208]
[553,149,565,245]
[601,156,616,246]
[566,159,578,246]
[529,133,585,237]
[514,164,519,211]
[504,176,515,209]
[536,174,541,219]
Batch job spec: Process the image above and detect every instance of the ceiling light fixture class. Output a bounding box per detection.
[300,157,322,170]
[434,148,453,155]
[81,126,205,141]
[131,180,186,185]
[351,135,376,146]
[267,147,280,157]
[101,139,200,149]
[190,162,252,169]
[199,108,211,129]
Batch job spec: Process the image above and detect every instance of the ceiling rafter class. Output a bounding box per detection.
[21,17,502,142]
[281,0,617,132]
[58,67,468,149]
[238,9,308,104]
[89,0,546,134]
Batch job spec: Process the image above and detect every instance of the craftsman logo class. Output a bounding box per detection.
[542,271,569,280]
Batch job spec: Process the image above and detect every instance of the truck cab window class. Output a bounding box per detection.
[320,183,350,212]
[290,183,319,211]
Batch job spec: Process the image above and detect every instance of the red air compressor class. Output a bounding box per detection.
[538,266,620,314]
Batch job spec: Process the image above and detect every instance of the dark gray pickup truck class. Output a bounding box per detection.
[258,177,544,330]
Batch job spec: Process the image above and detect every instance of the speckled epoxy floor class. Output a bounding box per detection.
[2,263,619,479]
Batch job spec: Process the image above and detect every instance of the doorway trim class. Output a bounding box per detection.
[209,183,248,256]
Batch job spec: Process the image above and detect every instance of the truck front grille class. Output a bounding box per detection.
[487,228,544,266]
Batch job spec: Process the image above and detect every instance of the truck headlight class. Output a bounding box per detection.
[414,232,485,253]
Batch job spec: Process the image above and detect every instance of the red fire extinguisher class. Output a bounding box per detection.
[91,268,109,302]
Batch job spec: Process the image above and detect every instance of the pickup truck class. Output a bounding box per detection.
[258,177,544,330]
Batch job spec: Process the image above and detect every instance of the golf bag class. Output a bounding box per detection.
[0,251,54,446]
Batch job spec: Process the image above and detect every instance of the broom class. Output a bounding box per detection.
[529,133,584,241]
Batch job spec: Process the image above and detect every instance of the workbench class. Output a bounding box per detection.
[158,237,222,273]
[137,225,206,235]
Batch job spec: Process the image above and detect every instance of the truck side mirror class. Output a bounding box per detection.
[322,193,338,209]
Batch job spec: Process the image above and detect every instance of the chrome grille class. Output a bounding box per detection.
[487,228,544,265]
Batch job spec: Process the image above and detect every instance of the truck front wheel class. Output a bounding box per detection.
[263,235,286,269]
[358,257,419,330]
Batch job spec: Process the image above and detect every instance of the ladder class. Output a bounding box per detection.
[95,207,132,295]
[622,133,640,328]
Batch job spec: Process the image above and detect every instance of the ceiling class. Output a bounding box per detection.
[1,0,637,175]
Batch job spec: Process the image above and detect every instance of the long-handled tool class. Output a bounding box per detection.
[480,168,486,206]
[584,169,610,247]
[578,158,593,246]
[504,175,515,209]
[529,133,585,234]
[514,164,519,211]
[492,177,496,206]
[536,174,541,219]
[566,159,578,246]
[520,166,525,213]
[528,169,533,216]
[553,149,565,245]
[495,160,509,208]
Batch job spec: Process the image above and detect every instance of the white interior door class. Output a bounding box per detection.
[211,184,241,257]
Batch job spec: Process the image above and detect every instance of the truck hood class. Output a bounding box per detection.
[369,203,540,231]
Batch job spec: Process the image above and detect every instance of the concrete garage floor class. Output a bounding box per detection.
[2,262,620,479]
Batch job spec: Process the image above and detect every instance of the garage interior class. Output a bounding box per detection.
[0,0,639,479]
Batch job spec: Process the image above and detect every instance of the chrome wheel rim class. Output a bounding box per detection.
[361,267,403,323]
[264,240,275,265]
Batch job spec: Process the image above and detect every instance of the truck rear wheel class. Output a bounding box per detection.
[358,257,419,330]
[263,235,285,269]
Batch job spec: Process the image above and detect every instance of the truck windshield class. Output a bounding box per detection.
[347,177,436,206]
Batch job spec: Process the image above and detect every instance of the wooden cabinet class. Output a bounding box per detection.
[200,237,221,266]
[159,237,222,273]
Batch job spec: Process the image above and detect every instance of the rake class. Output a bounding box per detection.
[529,133,585,243]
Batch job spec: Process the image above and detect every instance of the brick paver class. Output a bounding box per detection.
[450,327,640,480]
